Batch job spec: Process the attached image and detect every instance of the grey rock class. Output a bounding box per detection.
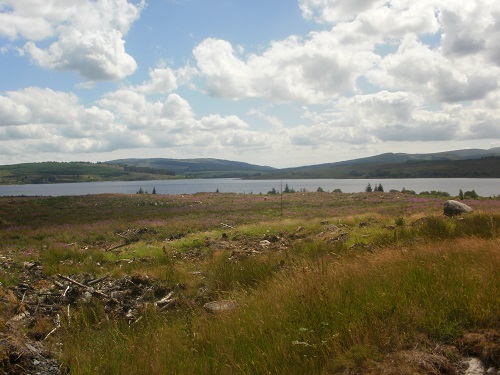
[444,200,473,216]
[204,300,238,313]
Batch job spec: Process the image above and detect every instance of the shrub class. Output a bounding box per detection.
[464,190,479,199]
[401,188,416,195]
[395,217,405,226]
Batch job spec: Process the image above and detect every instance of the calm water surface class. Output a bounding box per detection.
[0,178,498,197]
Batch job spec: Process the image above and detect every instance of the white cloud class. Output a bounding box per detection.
[131,65,198,95]
[299,0,386,24]
[289,90,500,147]
[1,0,144,81]
[24,28,137,81]
[133,67,179,95]
[193,33,379,103]
[2,0,500,166]
[367,35,499,103]
[200,114,249,131]
[0,87,80,126]
[0,84,272,158]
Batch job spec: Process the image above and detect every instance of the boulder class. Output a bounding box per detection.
[443,200,473,216]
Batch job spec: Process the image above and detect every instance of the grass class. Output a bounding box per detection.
[58,237,499,374]
[1,192,499,373]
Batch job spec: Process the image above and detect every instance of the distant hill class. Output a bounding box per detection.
[1,148,499,185]
[283,147,500,171]
[106,158,276,178]
[260,156,500,179]
[254,148,500,179]
[0,162,177,185]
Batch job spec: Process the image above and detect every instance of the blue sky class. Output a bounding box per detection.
[1,0,499,167]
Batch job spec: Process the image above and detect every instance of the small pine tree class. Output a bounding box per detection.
[152,187,156,194]
[317,187,324,192]
[459,189,464,200]
[365,183,372,192]
[377,184,384,192]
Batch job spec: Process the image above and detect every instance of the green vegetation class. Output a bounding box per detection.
[252,156,500,179]
[107,157,275,178]
[0,162,178,185]
[0,192,499,374]
[2,149,500,185]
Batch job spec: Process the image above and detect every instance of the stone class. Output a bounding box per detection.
[204,300,238,313]
[443,200,473,216]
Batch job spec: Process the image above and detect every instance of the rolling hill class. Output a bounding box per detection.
[0,148,499,185]
[250,147,500,179]
[106,158,276,178]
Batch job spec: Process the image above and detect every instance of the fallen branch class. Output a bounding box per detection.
[220,222,235,229]
[155,291,174,307]
[57,274,110,299]
[87,274,110,286]
[106,243,130,252]
[44,314,60,341]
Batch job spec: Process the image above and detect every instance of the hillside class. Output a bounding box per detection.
[1,148,500,185]
[254,155,500,179]
[0,162,177,185]
[272,147,500,170]
[106,158,276,178]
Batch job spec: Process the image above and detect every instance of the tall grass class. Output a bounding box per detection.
[59,237,499,374]
[3,194,499,373]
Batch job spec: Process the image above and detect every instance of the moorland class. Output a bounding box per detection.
[0,191,499,374]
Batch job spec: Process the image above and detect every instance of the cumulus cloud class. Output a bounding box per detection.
[0,84,272,158]
[367,35,499,102]
[299,0,386,24]
[1,0,144,81]
[192,0,500,109]
[289,90,500,147]
[131,65,198,95]
[193,34,379,103]
[24,29,137,81]
[2,0,500,166]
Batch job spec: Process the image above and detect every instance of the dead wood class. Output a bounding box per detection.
[57,274,110,299]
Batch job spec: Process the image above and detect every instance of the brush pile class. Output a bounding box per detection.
[0,259,180,374]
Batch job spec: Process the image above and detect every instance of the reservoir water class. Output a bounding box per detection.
[0,178,498,197]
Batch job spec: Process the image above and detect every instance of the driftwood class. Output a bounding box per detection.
[220,222,235,229]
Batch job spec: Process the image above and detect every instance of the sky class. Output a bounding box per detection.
[1,0,500,168]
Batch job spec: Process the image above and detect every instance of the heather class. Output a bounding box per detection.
[0,192,499,374]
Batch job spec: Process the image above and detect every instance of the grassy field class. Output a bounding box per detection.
[0,192,499,374]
